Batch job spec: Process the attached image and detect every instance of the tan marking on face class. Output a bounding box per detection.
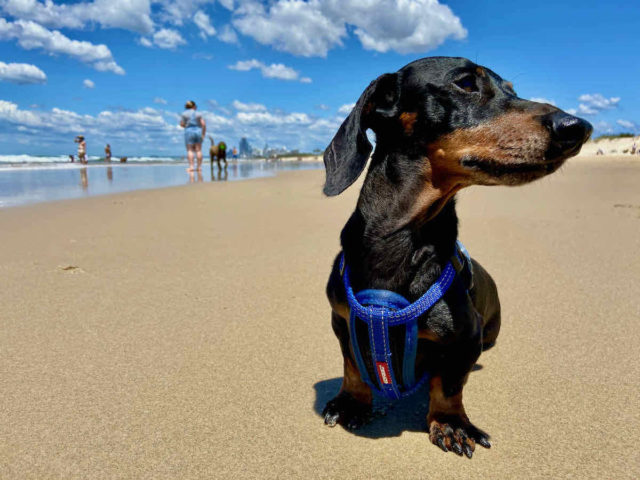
[427,111,549,185]
[399,112,418,135]
[397,149,467,227]
[405,111,551,225]
[476,67,486,77]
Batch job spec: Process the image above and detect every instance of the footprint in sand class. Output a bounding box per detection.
[613,203,640,218]
[58,265,85,273]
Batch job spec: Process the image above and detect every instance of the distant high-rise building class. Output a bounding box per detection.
[239,137,252,158]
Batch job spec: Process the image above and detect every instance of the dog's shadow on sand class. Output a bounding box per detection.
[313,364,483,439]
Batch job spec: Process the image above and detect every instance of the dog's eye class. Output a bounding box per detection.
[454,75,478,93]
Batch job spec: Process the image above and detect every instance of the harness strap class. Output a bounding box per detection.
[350,290,410,399]
[341,256,457,325]
[341,241,472,401]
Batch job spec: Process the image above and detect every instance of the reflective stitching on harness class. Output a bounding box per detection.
[368,306,376,382]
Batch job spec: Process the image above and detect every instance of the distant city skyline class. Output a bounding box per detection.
[0,0,638,156]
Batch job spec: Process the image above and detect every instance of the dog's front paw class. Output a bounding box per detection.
[428,413,491,458]
[322,392,371,430]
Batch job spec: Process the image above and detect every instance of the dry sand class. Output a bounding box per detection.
[1,156,639,479]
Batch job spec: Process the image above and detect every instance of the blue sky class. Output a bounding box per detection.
[0,0,638,156]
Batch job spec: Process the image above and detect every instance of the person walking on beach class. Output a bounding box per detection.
[75,136,87,164]
[105,144,112,161]
[179,100,206,172]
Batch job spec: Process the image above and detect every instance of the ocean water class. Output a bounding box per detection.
[0,159,323,208]
[0,154,180,165]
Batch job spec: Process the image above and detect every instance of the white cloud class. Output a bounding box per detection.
[576,104,598,115]
[316,104,329,110]
[236,111,312,126]
[218,0,234,10]
[529,97,555,106]
[0,99,177,137]
[193,10,216,38]
[616,119,636,130]
[228,59,310,82]
[578,93,620,110]
[232,100,267,112]
[592,120,613,134]
[154,97,168,104]
[233,0,346,57]
[261,63,298,80]
[232,0,466,57]
[569,93,621,116]
[152,28,186,49]
[83,79,95,88]
[0,61,46,84]
[338,103,355,114]
[207,99,232,115]
[324,0,467,54]
[0,0,155,35]
[228,59,259,71]
[0,18,125,74]
[0,98,342,153]
[307,116,341,132]
[218,24,238,43]
[139,37,153,47]
[192,52,214,60]
[156,0,212,26]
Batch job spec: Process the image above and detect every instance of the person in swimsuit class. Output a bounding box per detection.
[105,144,112,161]
[179,100,206,172]
[75,136,87,164]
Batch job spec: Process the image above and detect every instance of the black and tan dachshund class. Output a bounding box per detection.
[322,57,592,458]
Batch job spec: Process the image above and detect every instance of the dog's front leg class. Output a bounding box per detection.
[426,342,491,458]
[323,312,373,429]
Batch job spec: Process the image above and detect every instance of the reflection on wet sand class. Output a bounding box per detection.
[80,168,88,190]
[1,161,323,208]
[211,164,228,182]
[188,170,203,183]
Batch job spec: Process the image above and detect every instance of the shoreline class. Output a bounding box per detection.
[0,159,324,209]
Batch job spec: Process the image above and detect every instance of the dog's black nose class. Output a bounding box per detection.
[544,112,593,149]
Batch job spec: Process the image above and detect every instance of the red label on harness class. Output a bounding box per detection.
[376,362,392,385]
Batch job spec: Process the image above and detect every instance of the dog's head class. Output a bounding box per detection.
[323,57,592,197]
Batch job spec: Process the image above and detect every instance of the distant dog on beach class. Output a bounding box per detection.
[321,57,592,458]
[209,136,227,169]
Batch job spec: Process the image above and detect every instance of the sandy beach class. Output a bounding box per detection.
[1,156,639,479]
[577,136,640,156]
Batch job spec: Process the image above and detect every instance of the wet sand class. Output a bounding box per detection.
[1,156,639,479]
[0,160,323,208]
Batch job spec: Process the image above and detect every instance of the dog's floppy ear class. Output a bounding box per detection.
[323,73,400,196]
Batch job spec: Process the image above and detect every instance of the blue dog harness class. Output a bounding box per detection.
[340,242,472,401]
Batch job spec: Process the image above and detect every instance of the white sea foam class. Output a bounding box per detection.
[0,154,72,163]
[0,154,182,168]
